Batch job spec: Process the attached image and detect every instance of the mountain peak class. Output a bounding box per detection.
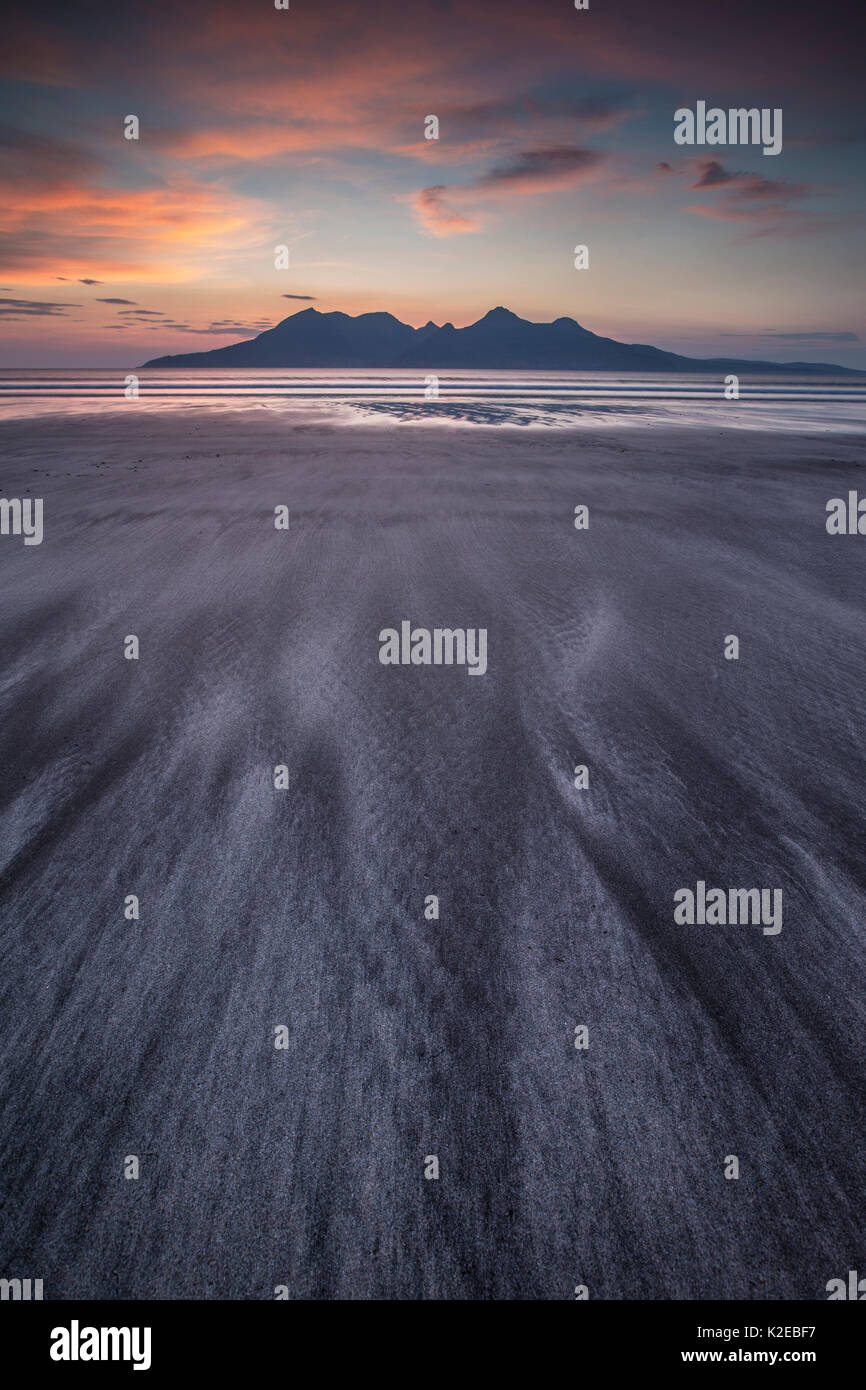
[274,305,320,328]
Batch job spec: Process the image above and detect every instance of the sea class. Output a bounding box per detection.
[1,367,864,430]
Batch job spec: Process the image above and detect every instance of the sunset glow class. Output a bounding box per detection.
[2,0,863,365]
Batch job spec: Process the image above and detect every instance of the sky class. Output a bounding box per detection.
[1,0,864,367]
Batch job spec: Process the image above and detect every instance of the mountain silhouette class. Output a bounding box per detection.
[143,306,860,373]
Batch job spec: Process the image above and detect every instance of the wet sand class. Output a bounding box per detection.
[0,408,864,1298]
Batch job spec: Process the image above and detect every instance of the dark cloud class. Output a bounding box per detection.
[281,294,317,300]
[477,146,603,191]
[721,330,859,343]
[438,92,635,144]
[0,124,103,195]
[178,321,266,335]
[655,161,674,173]
[100,318,268,337]
[96,297,137,304]
[684,158,813,234]
[5,1,859,104]
[690,160,807,199]
[449,95,627,126]
[78,277,103,284]
[691,160,739,187]
[0,296,75,317]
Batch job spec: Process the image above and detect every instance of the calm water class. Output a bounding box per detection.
[1,368,864,430]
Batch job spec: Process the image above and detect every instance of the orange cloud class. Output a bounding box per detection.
[1,149,266,281]
[409,186,482,237]
[0,124,268,281]
[156,123,384,160]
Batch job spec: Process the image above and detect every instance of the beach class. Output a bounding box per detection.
[0,406,864,1299]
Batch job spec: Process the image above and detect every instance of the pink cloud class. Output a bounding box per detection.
[409,186,482,237]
